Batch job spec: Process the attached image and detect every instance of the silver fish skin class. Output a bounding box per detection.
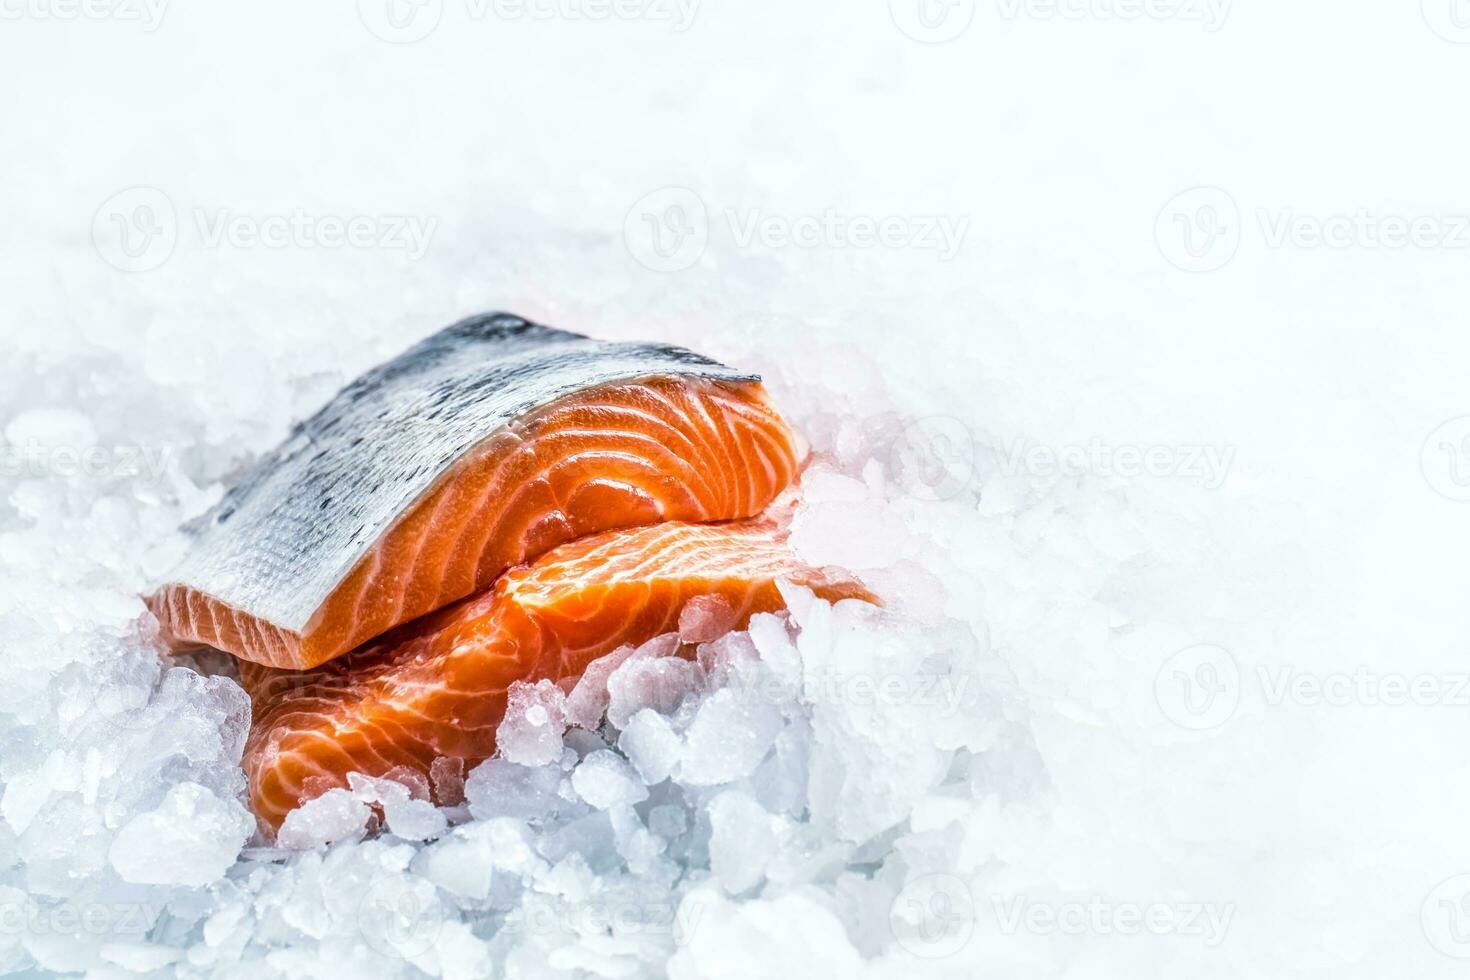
[164,312,758,633]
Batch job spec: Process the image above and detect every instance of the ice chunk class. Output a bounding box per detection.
[2,769,51,835]
[464,759,563,822]
[747,612,802,689]
[430,756,466,806]
[606,648,703,730]
[678,689,785,785]
[99,942,181,972]
[707,790,778,894]
[678,593,739,644]
[414,833,495,900]
[647,804,689,842]
[667,891,864,979]
[109,782,252,885]
[346,773,447,841]
[609,806,667,877]
[618,709,682,785]
[276,788,371,850]
[497,679,567,766]
[571,750,649,809]
[4,406,97,450]
[563,643,640,730]
[696,629,762,688]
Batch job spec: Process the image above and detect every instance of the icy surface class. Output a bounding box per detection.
[0,6,1461,979]
[497,680,568,767]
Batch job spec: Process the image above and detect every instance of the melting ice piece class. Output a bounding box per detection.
[708,790,779,894]
[607,640,704,730]
[618,709,683,785]
[275,788,371,850]
[345,773,447,841]
[571,750,650,809]
[464,759,563,823]
[108,782,253,886]
[564,644,639,730]
[678,593,739,644]
[679,689,785,785]
[497,679,567,767]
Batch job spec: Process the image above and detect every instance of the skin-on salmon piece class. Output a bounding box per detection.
[239,518,874,832]
[146,313,803,670]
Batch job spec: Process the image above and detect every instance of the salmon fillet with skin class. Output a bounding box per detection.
[146,313,803,670]
[239,518,874,832]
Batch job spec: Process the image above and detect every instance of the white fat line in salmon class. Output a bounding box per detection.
[995,0,1231,31]
[0,0,167,30]
[464,0,701,31]
[725,209,970,260]
[192,209,438,260]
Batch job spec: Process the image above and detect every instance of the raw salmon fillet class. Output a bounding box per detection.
[239,518,873,832]
[146,313,802,670]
